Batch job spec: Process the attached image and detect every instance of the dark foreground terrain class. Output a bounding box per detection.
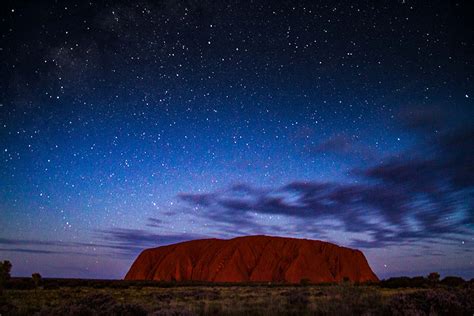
[1,278,473,315]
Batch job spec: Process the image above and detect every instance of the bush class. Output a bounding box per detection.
[427,272,440,283]
[410,276,428,288]
[37,293,147,316]
[43,282,60,290]
[181,289,220,300]
[441,276,465,287]
[0,295,18,315]
[317,284,383,315]
[32,273,42,289]
[0,261,12,294]
[282,289,310,311]
[300,278,311,286]
[380,276,429,288]
[386,288,474,315]
[151,307,197,316]
[4,278,35,290]
[0,261,12,279]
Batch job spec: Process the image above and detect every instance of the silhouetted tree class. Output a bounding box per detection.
[0,261,12,280]
[0,260,12,294]
[428,272,440,283]
[32,273,42,289]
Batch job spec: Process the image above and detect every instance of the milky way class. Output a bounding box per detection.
[1,1,473,279]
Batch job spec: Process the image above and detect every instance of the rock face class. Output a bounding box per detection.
[125,235,378,283]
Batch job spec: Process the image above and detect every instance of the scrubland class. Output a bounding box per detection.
[1,278,473,315]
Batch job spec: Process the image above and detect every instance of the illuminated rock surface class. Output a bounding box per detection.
[125,235,378,283]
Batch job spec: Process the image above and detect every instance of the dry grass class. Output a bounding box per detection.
[1,282,472,315]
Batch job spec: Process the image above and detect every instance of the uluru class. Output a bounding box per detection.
[125,235,378,283]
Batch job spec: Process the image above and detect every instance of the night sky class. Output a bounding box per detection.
[1,0,473,280]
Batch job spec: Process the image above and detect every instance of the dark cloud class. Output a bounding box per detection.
[146,217,164,228]
[0,241,128,259]
[88,126,472,255]
[0,238,60,247]
[0,237,129,257]
[0,228,204,259]
[0,237,103,249]
[0,247,104,256]
[96,228,203,256]
[0,248,59,254]
[0,232,195,258]
[179,127,473,249]
[178,192,217,207]
[365,128,473,190]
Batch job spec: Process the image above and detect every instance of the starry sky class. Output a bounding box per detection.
[1,0,473,280]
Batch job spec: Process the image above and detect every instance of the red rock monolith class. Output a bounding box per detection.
[125,235,378,283]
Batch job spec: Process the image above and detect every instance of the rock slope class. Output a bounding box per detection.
[125,235,378,283]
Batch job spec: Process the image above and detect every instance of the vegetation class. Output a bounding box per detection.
[427,272,441,283]
[0,276,472,315]
[1,264,472,315]
[378,274,474,289]
[0,261,12,295]
[32,273,42,289]
[441,276,466,287]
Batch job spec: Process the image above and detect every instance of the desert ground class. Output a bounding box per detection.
[1,278,473,315]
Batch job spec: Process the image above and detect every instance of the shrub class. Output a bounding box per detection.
[182,289,220,300]
[151,307,197,316]
[4,277,35,290]
[150,292,173,303]
[43,282,60,290]
[0,261,12,280]
[0,295,18,315]
[380,276,429,288]
[386,288,474,315]
[38,293,147,316]
[320,284,383,315]
[427,272,440,283]
[441,276,465,287]
[110,303,148,316]
[283,289,310,311]
[300,278,311,286]
[0,261,12,294]
[32,273,42,289]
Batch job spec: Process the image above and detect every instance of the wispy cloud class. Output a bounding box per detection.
[3,118,471,265]
[96,228,204,256]
[178,127,473,249]
[0,248,60,254]
[0,229,204,259]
